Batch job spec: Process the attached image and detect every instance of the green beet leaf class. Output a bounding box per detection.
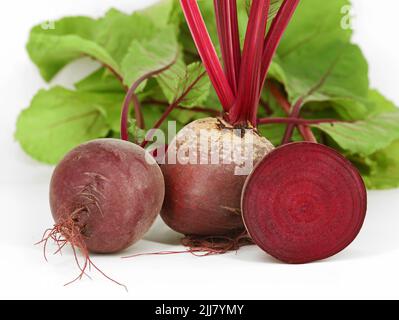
[273,0,369,104]
[274,40,369,105]
[75,68,126,93]
[140,0,175,28]
[157,62,211,108]
[121,26,179,90]
[27,17,120,82]
[95,9,158,65]
[362,140,399,190]
[313,110,399,156]
[15,87,124,164]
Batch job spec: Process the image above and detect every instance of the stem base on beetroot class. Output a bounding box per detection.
[242,142,367,264]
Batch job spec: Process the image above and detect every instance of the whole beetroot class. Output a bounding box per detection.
[161,118,274,237]
[153,0,293,252]
[49,139,165,254]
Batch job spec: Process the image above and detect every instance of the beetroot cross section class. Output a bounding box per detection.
[242,142,367,264]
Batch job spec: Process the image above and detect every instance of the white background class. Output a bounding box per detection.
[0,0,399,300]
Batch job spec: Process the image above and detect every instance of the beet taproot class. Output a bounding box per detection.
[161,117,274,237]
[155,0,297,247]
[48,139,165,254]
[242,142,367,264]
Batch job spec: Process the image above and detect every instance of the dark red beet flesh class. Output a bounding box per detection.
[242,142,367,264]
[49,139,165,254]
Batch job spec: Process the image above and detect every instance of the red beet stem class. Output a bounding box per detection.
[143,99,221,117]
[258,117,341,125]
[281,97,304,144]
[260,0,300,90]
[242,142,367,264]
[141,71,206,148]
[214,0,241,94]
[120,59,176,141]
[180,0,235,111]
[267,80,317,142]
[181,0,300,127]
[228,0,271,126]
[121,87,143,141]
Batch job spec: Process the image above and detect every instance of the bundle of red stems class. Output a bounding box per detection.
[181,0,300,129]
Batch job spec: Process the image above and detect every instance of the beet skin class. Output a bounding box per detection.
[161,118,274,236]
[50,139,165,254]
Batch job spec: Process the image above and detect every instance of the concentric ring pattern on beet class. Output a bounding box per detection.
[242,142,367,264]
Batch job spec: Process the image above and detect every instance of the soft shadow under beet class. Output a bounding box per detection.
[143,218,182,246]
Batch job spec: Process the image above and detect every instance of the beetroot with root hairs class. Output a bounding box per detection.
[49,139,164,253]
[43,139,164,285]
[242,142,367,264]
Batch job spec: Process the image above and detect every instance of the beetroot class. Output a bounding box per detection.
[42,139,164,285]
[161,118,274,236]
[242,142,367,264]
[150,0,292,245]
[49,139,164,253]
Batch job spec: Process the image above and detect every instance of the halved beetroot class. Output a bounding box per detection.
[241,142,367,264]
